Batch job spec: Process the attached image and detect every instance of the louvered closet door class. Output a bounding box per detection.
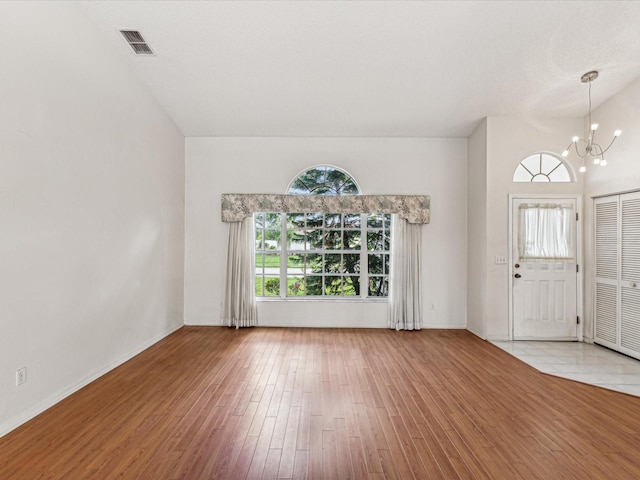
[620,192,640,357]
[594,197,619,349]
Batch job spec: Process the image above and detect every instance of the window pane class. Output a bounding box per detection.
[521,154,541,174]
[343,213,361,228]
[513,165,532,182]
[324,277,343,296]
[324,254,342,273]
[306,212,322,226]
[287,276,305,296]
[368,254,384,274]
[255,276,264,296]
[325,213,341,228]
[287,253,304,270]
[263,277,280,296]
[548,166,571,182]
[305,275,323,295]
[368,277,388,297]
[343,254,360,274]
[324,231,342,249]
[367,231,384,250]
[383,214,391,228]
[287,213,305,229]
[264,231,280,250]
[343,276,357,296]
[265,213,281,230]
[540,154,560,175]
[306,229,322,250]
[263,253,280,270]
[367,213,383,228]
[255,253,265,269]
[306,253,322,271]
[343,230,361,249]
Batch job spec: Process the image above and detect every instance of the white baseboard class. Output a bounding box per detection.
[0,322,183,439]
[466,326,487,339]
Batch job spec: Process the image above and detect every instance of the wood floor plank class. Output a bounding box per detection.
[2,327,640,479]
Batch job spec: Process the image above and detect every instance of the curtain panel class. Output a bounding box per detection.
[221,194,430,224]
[518,203,573,261]
[222,216,258,328]
[388,215,423,330]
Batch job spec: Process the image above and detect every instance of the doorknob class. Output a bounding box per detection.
[514,273,521,278]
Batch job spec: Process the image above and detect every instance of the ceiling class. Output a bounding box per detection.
[78,1,640,138]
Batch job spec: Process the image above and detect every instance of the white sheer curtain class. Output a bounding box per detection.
[518,204,573,260]
[388,215,422,331]
[222,216,258,328]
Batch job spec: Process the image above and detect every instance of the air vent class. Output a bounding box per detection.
[119,30,154,55]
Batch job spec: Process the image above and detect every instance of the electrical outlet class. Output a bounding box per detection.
[495,255,507,264]
[16,367,27,386]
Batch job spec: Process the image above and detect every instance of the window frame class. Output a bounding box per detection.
[255,211,391,300]
[254,166,391,300]
[513,152,574,183]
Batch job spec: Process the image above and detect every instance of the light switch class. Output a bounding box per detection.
[495,255,507,264]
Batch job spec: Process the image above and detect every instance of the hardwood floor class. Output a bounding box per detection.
[2,327,640,479]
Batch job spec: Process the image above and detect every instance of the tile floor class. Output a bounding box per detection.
[491,340,640,397]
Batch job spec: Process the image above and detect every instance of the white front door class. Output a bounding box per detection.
[511,197,579,340]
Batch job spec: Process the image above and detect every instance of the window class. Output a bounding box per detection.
[513,153,572,182]
[518,203,573,260]
[255,166,390,298]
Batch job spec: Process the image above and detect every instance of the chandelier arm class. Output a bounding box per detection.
[600,135,619,155]
[573,139,589,159]
[591,143,604,157]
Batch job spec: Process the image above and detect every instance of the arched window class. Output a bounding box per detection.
[287,165,360,195]
[255,166,390,298]
[513,153,573,183]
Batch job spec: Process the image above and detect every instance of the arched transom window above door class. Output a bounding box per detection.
[513,153,573,183]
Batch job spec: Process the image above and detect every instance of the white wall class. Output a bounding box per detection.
[582,77,640,341]
[484,117,584,340]
[0,3,185,436]
[467,119,488,338]
[185,137,467,328]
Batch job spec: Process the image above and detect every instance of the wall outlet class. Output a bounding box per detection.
[16,367,27,386]
[495,255,507,264]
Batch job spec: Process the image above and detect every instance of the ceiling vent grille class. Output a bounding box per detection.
[119,30,154,55]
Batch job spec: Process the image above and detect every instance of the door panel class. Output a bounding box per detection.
[512,197,578,340]
[594,197,619,349]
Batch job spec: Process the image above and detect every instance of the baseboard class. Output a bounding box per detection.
[0,322,183,439]
[466,326,487,339]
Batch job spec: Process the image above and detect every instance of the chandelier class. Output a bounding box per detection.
[561,70,621,172]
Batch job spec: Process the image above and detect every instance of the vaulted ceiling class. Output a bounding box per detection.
[79,1,640,138]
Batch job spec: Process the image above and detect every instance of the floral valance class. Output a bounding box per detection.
[221,194,430,224]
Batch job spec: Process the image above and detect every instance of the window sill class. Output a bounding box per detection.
[256,297,388,303]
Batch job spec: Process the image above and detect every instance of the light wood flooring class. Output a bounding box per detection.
[2,327,640,479]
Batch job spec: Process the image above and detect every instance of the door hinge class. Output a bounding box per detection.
[576,264,579,273]
[577,316,580,325]
[576,212,579,221]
